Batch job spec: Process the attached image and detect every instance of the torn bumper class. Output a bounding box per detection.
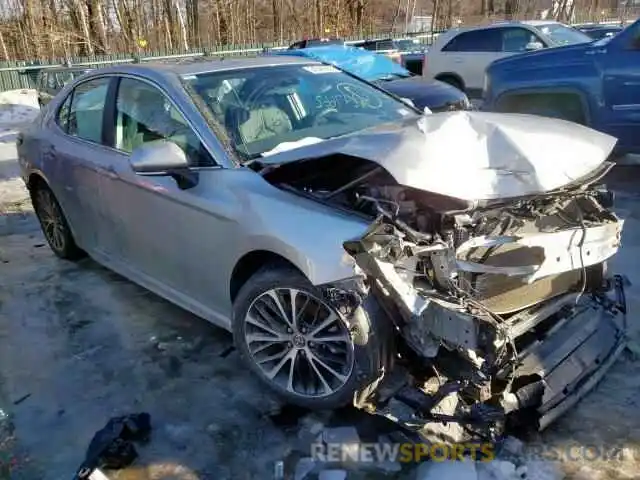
[507,275,628,431]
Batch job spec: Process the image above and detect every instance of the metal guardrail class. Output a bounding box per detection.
[0,31,446,91]
[0,19,630,92]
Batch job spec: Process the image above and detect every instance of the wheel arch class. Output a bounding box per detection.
[494,87,592,126]
[229,249,306,303]
[26,171,49,191]
[26,171,83,248]
[434,72,465,91]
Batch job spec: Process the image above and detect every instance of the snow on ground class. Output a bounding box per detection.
[1,90,639,479]
[0,89,39,127]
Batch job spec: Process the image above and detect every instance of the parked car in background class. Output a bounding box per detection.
[483,17,640,156]
[16,56,628,443]
[35,66,93,107]
[288,37,344,49]
[423,20,592,97]
[350,37,427,74]
[575,23,623,40]
[277,45,471,112]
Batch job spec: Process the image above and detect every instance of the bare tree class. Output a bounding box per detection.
[0,0,632,60]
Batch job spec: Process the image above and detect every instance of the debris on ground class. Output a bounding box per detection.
[414,458,477,480]
[72,413,151,480]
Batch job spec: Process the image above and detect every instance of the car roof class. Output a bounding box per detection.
[520,20,561,26]
[579,24,622,30]
[83,55,319,78]
[449,20,561,33]
[280,45,362,57]
[431,20,565,47]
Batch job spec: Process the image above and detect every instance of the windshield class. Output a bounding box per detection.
[536,23,592,45]
[183,64,418,159]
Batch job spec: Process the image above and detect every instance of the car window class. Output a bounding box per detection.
[535,23,591,45]
[183,64,419,160]
[114,77,215,167]
[501,27,542,52]
[306,38,342,47]
[374,40,395,51]
[442,29,501,52]
[56,92,73,132]
[394,39,420,51]
[629,22,640,49]
[357,41,377,51]
[66,77,110,144]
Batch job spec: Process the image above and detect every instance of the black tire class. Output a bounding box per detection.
[31,183,85,260]
[437,75,464,93]
[232,265,394,410]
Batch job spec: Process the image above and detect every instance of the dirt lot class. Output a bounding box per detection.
[1,94,640,479]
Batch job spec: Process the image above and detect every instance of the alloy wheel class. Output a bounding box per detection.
[36,189,66,253]
[244,288,354,398]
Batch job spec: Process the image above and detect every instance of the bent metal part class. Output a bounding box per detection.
[259,112,628,443]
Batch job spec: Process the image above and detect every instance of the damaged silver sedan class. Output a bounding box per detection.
[17,57,627,441]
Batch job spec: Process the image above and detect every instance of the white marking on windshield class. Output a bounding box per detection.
[303,65,339,74]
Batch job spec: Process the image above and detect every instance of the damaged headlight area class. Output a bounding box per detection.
[263,155,628,442]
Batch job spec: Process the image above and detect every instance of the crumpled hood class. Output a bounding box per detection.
[259,111,617,202]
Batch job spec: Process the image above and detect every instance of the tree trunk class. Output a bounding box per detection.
[272,0,279,39]
[174,0,189,51]
[86,0,108,54]
[0,29,9,61]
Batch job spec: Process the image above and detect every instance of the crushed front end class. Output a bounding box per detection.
[340,175,627,442]
[256,111,629,441]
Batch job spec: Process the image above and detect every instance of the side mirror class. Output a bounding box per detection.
[129,140,198,190]
[525,41,544,51]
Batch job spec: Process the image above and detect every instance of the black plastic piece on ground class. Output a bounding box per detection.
[72,412,152,480]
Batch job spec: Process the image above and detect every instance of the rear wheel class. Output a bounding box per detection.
[232,265,393,409]
[31,183,85,260]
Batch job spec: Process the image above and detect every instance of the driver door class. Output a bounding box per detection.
[97,76,231,309]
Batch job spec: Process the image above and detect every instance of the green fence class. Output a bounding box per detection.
[0,31,440,92]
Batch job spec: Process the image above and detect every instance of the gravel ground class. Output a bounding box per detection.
[1,93,640,479]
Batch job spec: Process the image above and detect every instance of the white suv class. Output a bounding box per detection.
[422,21,592,98]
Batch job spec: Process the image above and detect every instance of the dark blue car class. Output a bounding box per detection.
[483,18,640,156]
[276,45,471,113]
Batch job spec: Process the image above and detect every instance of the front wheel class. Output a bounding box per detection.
[232,266,393,410]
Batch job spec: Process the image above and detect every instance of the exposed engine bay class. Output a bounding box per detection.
[258,153,628,442]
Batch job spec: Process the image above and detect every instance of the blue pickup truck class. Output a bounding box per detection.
[483,18,640,156]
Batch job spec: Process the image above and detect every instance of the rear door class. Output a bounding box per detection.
[437,28,502,96]
[47,76,115,251]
